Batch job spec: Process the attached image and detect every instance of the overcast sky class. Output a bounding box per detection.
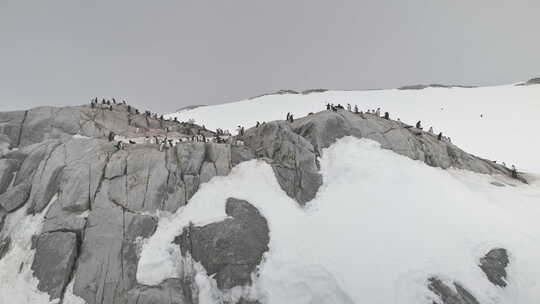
[1,0,539,113]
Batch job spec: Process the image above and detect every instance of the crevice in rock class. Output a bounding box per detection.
[38,142,63,181]
[141,162,151,210]
[16,110,28,147]
[91,151,112,211]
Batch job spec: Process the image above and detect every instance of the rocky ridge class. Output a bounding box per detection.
[0,103,523,303]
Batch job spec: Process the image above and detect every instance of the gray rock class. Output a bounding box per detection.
[12,142,49,187]
[24,141,65,214]
[175,143,206,176]
[490,181,506,187]
[517,77,540,86]
[176,198,269,290]
[291,110,517,180]
[31,231,78,300]
[302,88,328,95]
[428,277,480,304]
[479,248,509,287]
[0,182,32,212]
[0,236,10,260]
[199,161,217,184]
[41,198,87,235]
[0,208,5,232]
[204,143,232,176]
[243,121,322,205]
[0,110,26,145]
[73,181,158,304]
[231,145,255,167]
[126,279,193,304]
[0,159,20,194]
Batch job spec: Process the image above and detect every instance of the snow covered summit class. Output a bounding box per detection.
[167,81,540,174]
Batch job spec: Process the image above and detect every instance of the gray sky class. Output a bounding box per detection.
[1,0,539,113]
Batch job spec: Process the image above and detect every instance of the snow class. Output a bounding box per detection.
[137,137,540,303]
[72,134,90,139]
[0,196,57,304]
[62,280,86,304]
[166,84,540,173]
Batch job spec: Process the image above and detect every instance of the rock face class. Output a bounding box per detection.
[175,198,269,290]
[0,104,526,303]
[127,279,193,304]
[0,159,19,194]
[516,77,540,86]
[0,236,10,260]
[31,231,79,300]
[398,84,476,90]
[0,182,32,212]
[291,110,517,180]
[243,122,322,205]
[428,277,480,304]
[427,247,511,303]
[479,248,509,287]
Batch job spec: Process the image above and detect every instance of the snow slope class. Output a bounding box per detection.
[166,84,540,173]
[138,137,540,304]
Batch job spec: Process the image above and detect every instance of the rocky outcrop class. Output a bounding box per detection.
[0,182,31,212]
[0,103,525,303]
[31,231,79,300]
[249,89,300,100]
[243,122,322,205]
[398,84,476,90]
[291,110,518,180]
[427,247,510,303]
[428,277,480,304]
[127,279,193,304]
[175,198,269,290]
[0,105,212,150]
[302,88,328,95]
[479,248,509,287]
[0,159,19,194]
[516,77,540,86]
[0,236,10,260]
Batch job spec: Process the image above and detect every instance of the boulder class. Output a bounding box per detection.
[291,110,515,179]
[24,141,65,214]
[0,182,31,212]
[126,279,193,304]
[428,277,480,304]
[0,208,5,232]
[479,248,509,287]
[0,236,10,260]
[73,182,158,304]
[0,110,26,145]
[0,159,20,194]
[31,231,79,300]
[231,145,255,167]
[176,198,269,290]
[243,121,322,205]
